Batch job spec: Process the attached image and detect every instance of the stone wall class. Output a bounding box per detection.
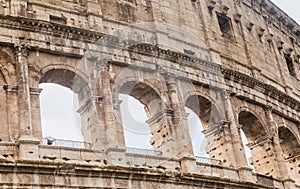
[0,0,298,188]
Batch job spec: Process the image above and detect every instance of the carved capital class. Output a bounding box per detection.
[222,89,233,99]
[95,58,110,70]
[29,87,43,95]
[263,105,273,113]
[3,85,18,93]
[163,72,176,85]
[13,43,31,59]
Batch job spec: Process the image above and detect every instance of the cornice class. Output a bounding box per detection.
[0,15,104,44]
[128,44,300,114]
[0,15,299,119]
[246,0,300,43]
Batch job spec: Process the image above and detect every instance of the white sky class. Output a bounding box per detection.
[40,1,299,157]
[271,0,300,24]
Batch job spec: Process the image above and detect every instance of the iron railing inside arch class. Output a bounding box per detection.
[126,147,163,156]
[195,156,222,166]
[42,138,222,165]
[42,137,92,149]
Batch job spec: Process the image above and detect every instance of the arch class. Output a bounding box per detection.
[278,126,300,158]
[277,123,300,144]
[0,47,16,84]
[117,80,164,149]
[117,79,164,118]
[278,125,300,185]
[185,94,222,130]
[113,76,164,102]
[237,110,273,175]
[184,93,223,162]
[38,67,93,148]
[238,110,266,142]
[39,67,88,94]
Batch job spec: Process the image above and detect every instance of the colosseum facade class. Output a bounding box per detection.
[0,0,299,188]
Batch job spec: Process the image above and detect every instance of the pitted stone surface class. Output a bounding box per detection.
[0,0,298,188]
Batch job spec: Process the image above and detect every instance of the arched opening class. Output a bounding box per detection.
[119,81,163,153]
[119,94,152,149]
[39,83,82,141]
[238,111,269,174]
[39,69,90,148]
[278,126,300,184]
[185,95,222,164]
[184,107,208,157]
[240,129,253,168]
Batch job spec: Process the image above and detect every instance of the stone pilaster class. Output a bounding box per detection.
[99,63,123,149]
[3,85,19,142]
[159,72,193,157]
[264,106,291,181]
[222,89,248,169]
[13,44,33,137]
[29,87,43,141]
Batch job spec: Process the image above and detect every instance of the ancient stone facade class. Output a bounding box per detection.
[0,0,299,188]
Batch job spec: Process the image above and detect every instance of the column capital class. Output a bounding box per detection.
[3,84,18,93]
[263,105,273,112]
[13,43,31,58]
[222,88,234,99]
[29,87,43,95]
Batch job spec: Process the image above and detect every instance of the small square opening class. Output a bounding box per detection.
[217,14,233,39]
[285,55,297,78]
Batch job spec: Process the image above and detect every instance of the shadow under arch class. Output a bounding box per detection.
[119,81,163,118]
[185,95,222,130]
[40,68,88,94]
[238,111,267,142]
[278,126,300,185]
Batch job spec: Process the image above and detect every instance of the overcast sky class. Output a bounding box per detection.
[271,0,300,24]
[40,0,300,155]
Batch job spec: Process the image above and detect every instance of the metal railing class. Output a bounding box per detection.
[42,137,91,149]
[195,156,222,165]
[126,147,162,156]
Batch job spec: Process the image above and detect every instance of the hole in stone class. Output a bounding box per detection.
[103,159,107,165]
[63,157,70,161]
[28,151,34,154]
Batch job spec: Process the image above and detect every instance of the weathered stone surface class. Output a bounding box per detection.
[0,0,298,188]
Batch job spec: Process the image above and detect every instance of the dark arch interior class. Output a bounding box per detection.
[120,81,162,118]
[279,127,300,158]
[40,69,87,94]
[238,111,266,143]
[185,95,220,129]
